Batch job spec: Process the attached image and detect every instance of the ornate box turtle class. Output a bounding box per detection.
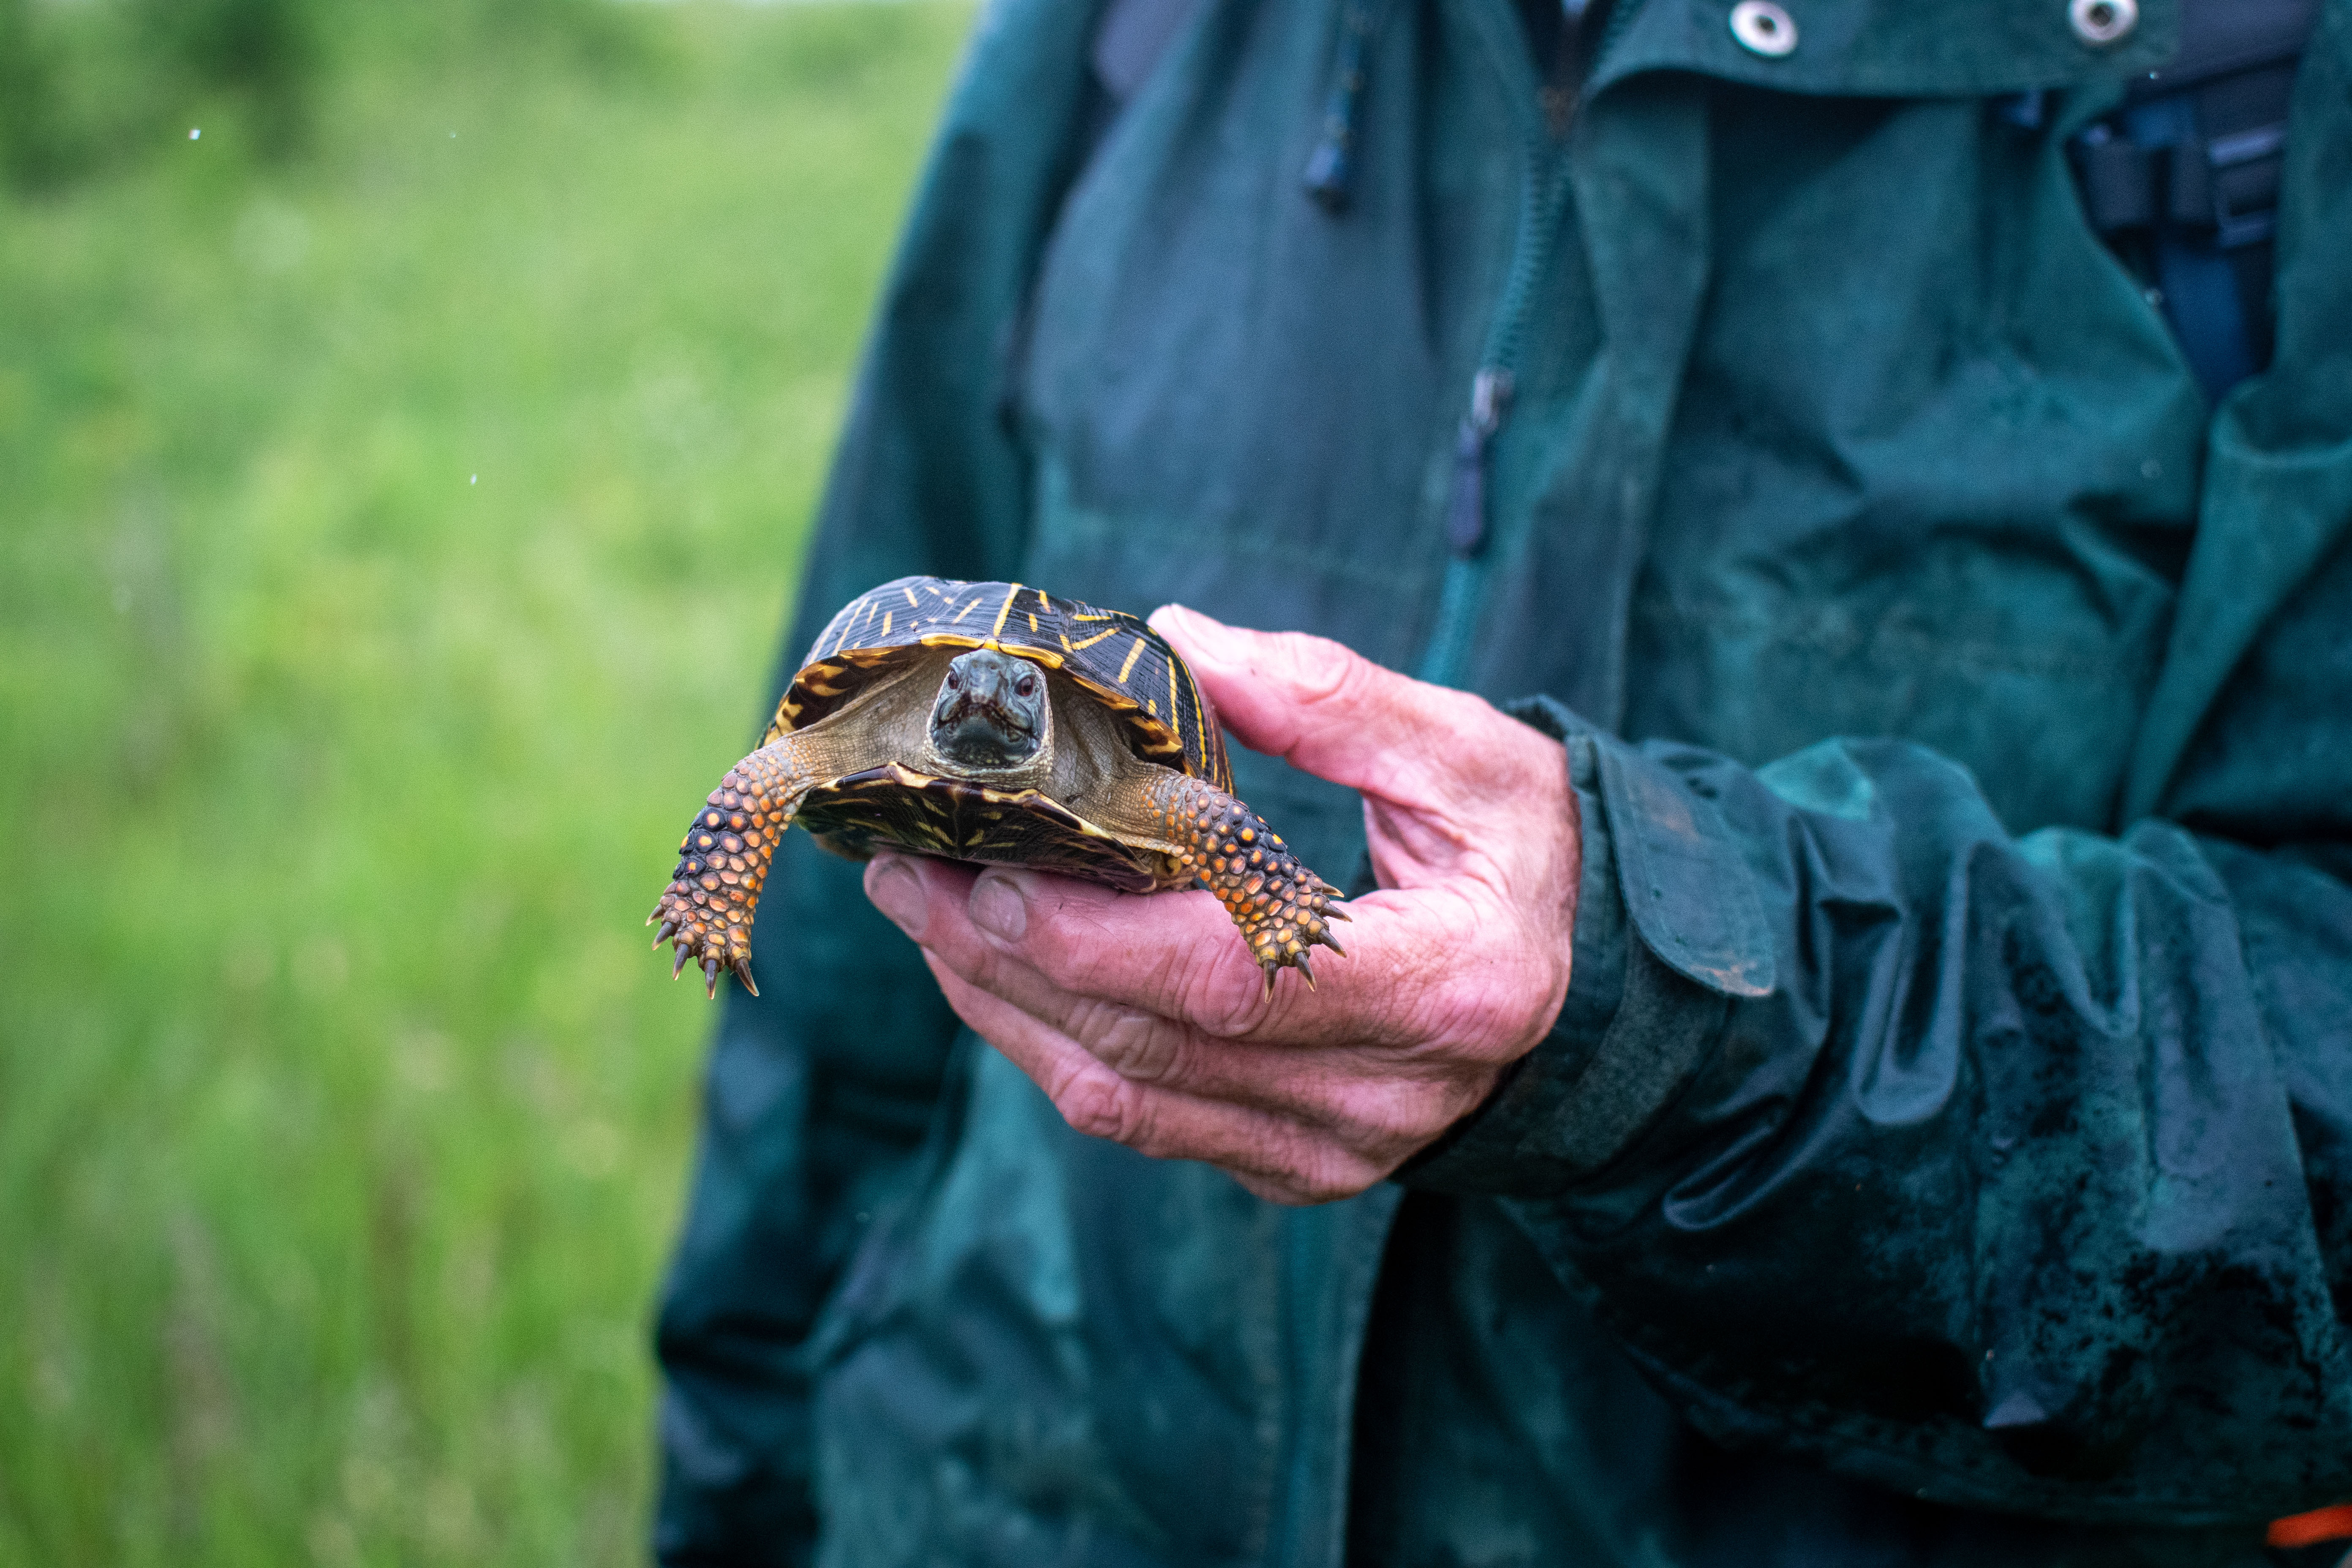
[650,577,1348,998]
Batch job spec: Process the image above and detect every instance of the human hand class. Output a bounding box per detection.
[860,605,1580,1204]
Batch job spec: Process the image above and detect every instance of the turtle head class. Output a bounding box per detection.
[930,647,1051,770]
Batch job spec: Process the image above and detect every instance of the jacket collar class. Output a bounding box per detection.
[1590,0,2181,98]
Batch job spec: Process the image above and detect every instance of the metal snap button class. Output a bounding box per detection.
[1729,0,1798,56]
[2069,0,2137,46]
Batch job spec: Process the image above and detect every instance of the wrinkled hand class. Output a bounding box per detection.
[862,605,1579,1205]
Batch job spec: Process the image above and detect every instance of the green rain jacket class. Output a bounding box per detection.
[654,0,2352,1563]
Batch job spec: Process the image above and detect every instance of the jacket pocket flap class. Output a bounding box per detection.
[1595,742,1776,999]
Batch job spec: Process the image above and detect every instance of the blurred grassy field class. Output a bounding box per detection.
[0,4,971,1561]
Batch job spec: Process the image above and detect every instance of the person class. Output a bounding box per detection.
[651,0,2352,1562]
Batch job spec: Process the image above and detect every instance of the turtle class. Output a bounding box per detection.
[649,576,1349,999]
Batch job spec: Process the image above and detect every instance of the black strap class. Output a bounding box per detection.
[2067,0,2317,400]
[2127,0,2319,101]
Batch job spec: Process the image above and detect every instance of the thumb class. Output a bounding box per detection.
[1149,603,1503,806]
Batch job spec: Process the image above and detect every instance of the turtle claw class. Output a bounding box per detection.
[1143,772,1350,997]
[649,879,761,999]
[653,913,757,999]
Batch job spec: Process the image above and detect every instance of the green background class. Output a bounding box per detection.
[0,3,970,1560]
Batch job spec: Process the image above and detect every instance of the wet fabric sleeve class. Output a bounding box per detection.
[650,3,1099,1560]
[1405,17,2352,1527]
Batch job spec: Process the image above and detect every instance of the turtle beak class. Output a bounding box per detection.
[936,695,1036,747]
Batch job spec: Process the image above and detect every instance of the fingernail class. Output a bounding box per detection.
[970,872,1028,943]
[865,857,928,940]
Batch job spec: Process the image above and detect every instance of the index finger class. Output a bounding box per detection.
[1148,604,1538,812]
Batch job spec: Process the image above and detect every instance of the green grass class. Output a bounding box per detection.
[0,5,971,1561]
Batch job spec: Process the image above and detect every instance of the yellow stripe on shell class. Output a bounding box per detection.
[1195,666,1209,763]
[1063,672,1138,710]
[990,584,1021,640]
[1117,634,1147,683]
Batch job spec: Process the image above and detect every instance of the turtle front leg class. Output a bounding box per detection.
[649,738,819,998]
[1136,771,1349,996]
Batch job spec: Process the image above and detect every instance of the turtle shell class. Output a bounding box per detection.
[765,576,1232,791]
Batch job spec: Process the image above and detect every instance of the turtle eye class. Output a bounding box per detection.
[1015,675,1037,697]
[945,671,962,691]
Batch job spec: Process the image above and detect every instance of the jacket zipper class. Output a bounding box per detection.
[1413,0,1631,689]
[1414,114,1573,688]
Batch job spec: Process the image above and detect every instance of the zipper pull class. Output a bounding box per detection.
[1302,0,1381,212]
[1444,368,1514,557]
